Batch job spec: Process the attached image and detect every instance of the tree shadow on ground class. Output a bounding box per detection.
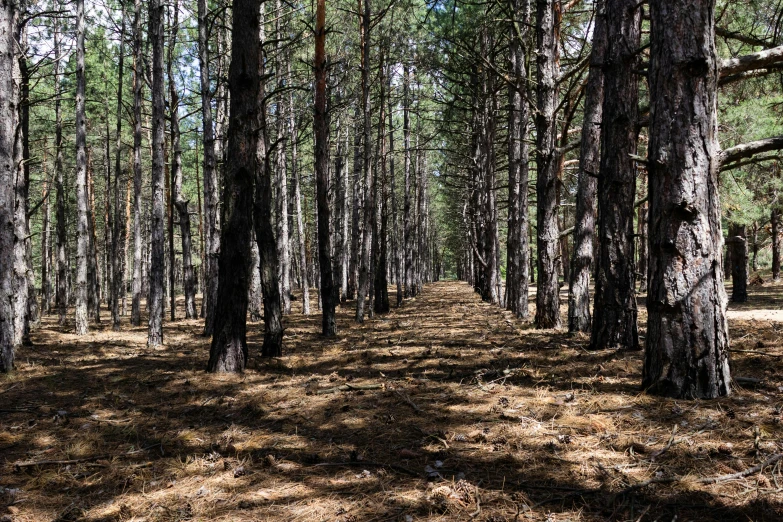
[1,281,782,521]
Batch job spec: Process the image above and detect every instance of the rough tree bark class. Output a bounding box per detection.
[373,54,389,314]
[292,115,310,314]
[356,0,373,322]
[13,24,32,346]
[388,66,402,307]
[348,106,361,301]
[248,228,262,322]
[567,0,606,332]
[275,2,291,315]
[54,18,67,325]
[403,64,415,298]
[0,0,18,372]
[506,0,531,319]
[254,0,283,357]
[590,0,641,351]
[207,0,261,371]
[131,0,144,327]
[198,0,220,333]
[147,0,165,348]
[534,0,561,328]
[728,223,748,303]
[315,0,336,334]
[111,8,126,330]
[168,0,196,319]
[41,155,50,315]
[772,208,781,281]
[74,0,89,336]
[643,0,731,398]
[637,198,648,292]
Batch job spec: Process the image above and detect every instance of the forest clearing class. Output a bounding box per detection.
[2,281,783,521]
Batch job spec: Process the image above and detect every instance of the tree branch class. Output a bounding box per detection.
[719,136,783,167]
[720,45,783,77]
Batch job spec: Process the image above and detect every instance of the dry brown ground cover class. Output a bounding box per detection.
[2,280,783,521]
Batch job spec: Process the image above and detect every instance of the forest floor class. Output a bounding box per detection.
[2,280,783,522]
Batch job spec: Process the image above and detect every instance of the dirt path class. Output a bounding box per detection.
[1,281,782,521]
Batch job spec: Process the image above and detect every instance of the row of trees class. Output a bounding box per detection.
[0,0,444,374]
[439,0,783,398]
[4,0,783,401]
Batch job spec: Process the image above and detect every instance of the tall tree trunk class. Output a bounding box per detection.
[248,228,262,321]
[506,0,531,319]
[131,0,144,326]
[123,169,131,315]
[74,0,89,335]
[772,208,780,280]
[275,1,292,315]
[590,0,641,351]
[643,0,731,398]
[534,0,561,328]
[728,224,748,303]
[315,0,336,334]
[292,115,310,314]
[403,65,414,297]
[54,19,67,325]
[111,9,126,330]
[86,150,101,323]
[255,0,284,357]
[198,0,220,333]
[373,54,389,314]
[147,0,166,348]
[168,0,196,319]
[41,151,51,315]
[207,0,261,371]
[348,105,361,301]
[12,21,29,347]
[637,198,648,292]
[751,221,758,272]
[0,0,18,372]
[567,0,606,332]
[356,0,373,322]
[388,67,402,307]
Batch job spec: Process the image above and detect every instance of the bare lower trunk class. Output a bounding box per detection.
[506,0,531,319]
[292,121,310,314]
[568,0,606,332]
[356,0,373,323]
[387,68,402,307]
[315,0,336,334]
[74,0,89,336]
[131,0,144,326]
[12,25,29,347]
[590,0,640,351]
[0,0,18,372]
[87,152,101,323]
[198,0,220,333]
[348,106,361,301]
[168,0,196,319]
[147,0,165,348]
[207,0,262,372]
[728,224,748,303]
[255,1,283,356]
[772,208,780,280]
[55,17,67,325]
[637,199,648,292]
[248,228,262,322]
[534,0,561,329]
[111,10,126,330]
[403,65,414,298]
[643,0,731,398]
